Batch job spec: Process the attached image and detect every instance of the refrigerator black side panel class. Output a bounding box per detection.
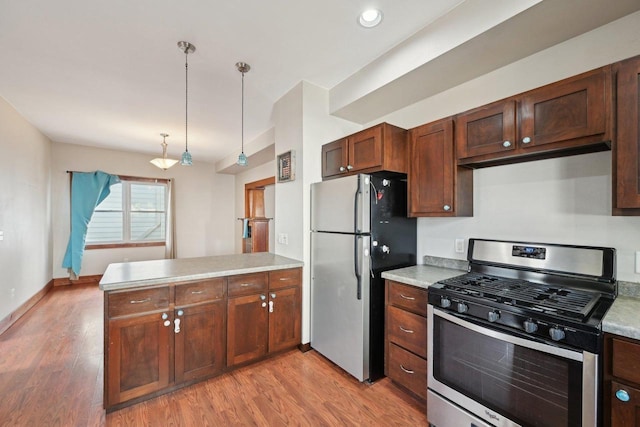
[369,175,417,271]
[368,271,386,382]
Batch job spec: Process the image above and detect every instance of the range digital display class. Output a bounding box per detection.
[512,245,546,259]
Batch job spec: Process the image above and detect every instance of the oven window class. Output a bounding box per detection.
[433,316,583,427]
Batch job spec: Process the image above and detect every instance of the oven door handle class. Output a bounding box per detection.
[429,306,584,362]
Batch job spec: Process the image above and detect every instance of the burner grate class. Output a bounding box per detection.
[439,273,600,319]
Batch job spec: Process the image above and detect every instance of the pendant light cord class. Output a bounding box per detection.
[241,69,244,154]
[185,50,189,153]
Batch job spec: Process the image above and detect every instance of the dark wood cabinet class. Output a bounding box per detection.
[227,269,302,366]
[321,123,407,179]
[408,118,472,217]
[613,55,640,214]
[104,267,302,411]
[384,280,428,400]
[457,67,612,167]
[604,333,640,426]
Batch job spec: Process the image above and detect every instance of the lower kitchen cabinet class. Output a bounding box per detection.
[385,280,428,400]
[104,267,302,411]
[605,333,640,426]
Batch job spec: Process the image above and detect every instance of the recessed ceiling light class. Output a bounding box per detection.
[358,9,383,28]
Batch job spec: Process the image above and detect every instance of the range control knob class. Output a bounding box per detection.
[440,297,451,309]
[487,311,500,323]
[549,327,566,342]
[523,319,538,334]
[457,302,469,314]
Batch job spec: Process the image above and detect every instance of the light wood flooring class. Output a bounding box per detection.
[0,284,427,426]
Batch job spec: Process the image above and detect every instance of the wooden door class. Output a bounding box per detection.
[321,138,348,178]
[174,301,226,383]
[614,56,640,211]
[456,99,516,159]
[519,67,609,150]
[268,286,301,353]
[409,119,455,216]
[106,312,171,406]
[227,293,268,366]
[611,380,640,426]
[348,125,383,171]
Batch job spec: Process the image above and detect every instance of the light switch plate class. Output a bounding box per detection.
[0,231,4,241]
[636,251,640,274]
[455,238,465,254]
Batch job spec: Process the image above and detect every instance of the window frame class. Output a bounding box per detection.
[85,175,170,250]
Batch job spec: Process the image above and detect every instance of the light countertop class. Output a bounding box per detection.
[381,265,466,290]
[603,295,640,340]
[100,252,303,291]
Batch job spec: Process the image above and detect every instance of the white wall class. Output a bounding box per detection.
[368,11,640,281]
[233,160,276,253]
[51,142,235,278]
[0,96,53,321]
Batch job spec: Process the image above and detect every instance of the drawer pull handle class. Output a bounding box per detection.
[399,294,415,301]
[399,326,414,334]
[130,298,151,304]
[400,365,414,374]
[616,389,631,402]
[279,277,291,281]
[240,283,251,287]
[191,290,205,294]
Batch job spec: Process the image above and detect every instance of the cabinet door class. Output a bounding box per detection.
[348,125,383,171]
[321,138,348,178]
[106,312,171,406]
[174,301,226,383]
[268,286,301,353]
[615,56,640,210]
[456,100,516,159]
[409,119,455,216]
[519,68,609,150]
[611,380,640,427]
[227,293,268,366]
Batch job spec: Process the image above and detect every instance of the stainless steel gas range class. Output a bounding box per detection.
[427,239,616,427]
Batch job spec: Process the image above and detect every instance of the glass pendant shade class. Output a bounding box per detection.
[180,150,192,166]
[150,134,178,170]
[237,152,248,166]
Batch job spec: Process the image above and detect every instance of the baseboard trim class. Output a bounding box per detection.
[0,279,54,336]
[53,274,102,287]
[298,342,312,353]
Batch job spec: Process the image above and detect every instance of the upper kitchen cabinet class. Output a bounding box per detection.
[408,118,472,217]
[457,67,613,167]
[321,123,408,180]
[613,55,640,214]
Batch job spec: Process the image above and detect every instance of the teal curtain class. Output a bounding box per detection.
[62,170,120,278]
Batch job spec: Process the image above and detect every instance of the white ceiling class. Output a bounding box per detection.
[2,0,639,170]
[0,0,465,164]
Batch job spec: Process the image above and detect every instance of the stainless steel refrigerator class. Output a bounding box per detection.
[310,173,416,382]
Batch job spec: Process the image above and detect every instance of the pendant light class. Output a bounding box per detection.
[150,133,179,170]
[178,41,195,166]
[236,62,250,167]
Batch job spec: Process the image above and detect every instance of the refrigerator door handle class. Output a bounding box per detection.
[353,175,361,233]
[354,234,362,300]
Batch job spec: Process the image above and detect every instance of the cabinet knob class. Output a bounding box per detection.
[162,313,168,320]
[616,389,631,402]
[270,293,276,299]
[346,165,354,170]
[339,166,346,172]
[503,140,512,148]
[443,205,451,211]
[261,302,267,308]
[522,136,531,144]
[177,309,184,316]
[163,320,171,327]
[260,294,266,301]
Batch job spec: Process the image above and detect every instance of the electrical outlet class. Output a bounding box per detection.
[0,231,4,241]
[455,238,465,254]
[10,288,15,298]
[636,251,640,274]
[278,233,289,245]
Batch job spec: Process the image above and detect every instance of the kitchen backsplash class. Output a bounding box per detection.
[423,255,468,271]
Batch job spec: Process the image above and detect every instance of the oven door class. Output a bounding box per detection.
[427,305,598,427]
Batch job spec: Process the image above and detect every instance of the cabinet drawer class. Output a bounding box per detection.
[228,272,268,297]
[388,281,428,316]
[388,343,427,399]
[387,306,427,358]
[108,287,170,318]
[269,268,301,290]
[175,278,226,306]
[612,337,640,385]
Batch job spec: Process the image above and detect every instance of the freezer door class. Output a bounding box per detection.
[311,231,371,381]
[311,174,371,234]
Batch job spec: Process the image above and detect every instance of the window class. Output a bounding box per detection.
[85,178,168,248]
